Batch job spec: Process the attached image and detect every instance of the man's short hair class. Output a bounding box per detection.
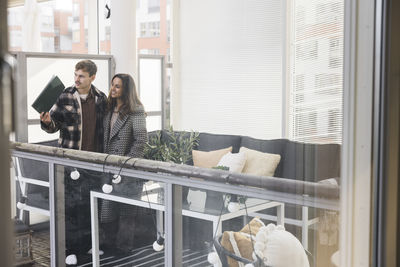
[75,60,97,77]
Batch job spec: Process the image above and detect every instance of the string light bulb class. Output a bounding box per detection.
[102,183,113,194]
[207,251,222,267]
[102,173,114,193]
[153,235,165,251]
[17,196,27,210]
[70,169,80,180]
[227,201,240,212]
[112,174,121,184]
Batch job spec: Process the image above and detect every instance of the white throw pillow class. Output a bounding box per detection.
[217,152,247,173]
[255,224,310,267]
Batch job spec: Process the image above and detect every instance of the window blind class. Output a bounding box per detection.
[176,0,285,139]
[288,0,344,144]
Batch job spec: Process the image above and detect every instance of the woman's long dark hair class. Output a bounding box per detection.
[107,73,144,117]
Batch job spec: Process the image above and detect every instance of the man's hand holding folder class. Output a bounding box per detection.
[40,112,51,126]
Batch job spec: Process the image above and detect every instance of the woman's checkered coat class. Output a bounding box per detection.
[100,105,148,225]
[103,105,148,157]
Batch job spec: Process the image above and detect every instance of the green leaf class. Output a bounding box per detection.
[143,127,200,164]
[212,165,230,171]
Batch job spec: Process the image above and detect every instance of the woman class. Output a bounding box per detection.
[103,73,147,158]
[101,73,148,253]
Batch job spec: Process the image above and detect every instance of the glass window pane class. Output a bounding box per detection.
[8,0,375,266]
[139,58,162,112]
[7,0,92,54]
[288,0,344,144]
[98,0,111,54]
[28,124,58,143]
[12,157,50,265]
[53,164,163,266]
[146,115,162,132]
[137,0,171,127]
[176,0,344,266]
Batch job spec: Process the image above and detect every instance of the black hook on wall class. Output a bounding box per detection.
[105,3,111,19]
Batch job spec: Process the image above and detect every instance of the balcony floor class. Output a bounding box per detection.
[31,229,50,267]
[30,229,212,267]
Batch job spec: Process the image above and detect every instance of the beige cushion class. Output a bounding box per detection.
[192,147,232,168]
[220,217,265,267]
[217,152,247,173]
[240,217,265,235]
[239,147,281,177]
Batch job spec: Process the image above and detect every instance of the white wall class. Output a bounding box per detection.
[172,0,285,139]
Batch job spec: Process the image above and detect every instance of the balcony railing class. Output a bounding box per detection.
[11,142,339,267]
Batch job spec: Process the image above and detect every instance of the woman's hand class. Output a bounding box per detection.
[40,112,51,125]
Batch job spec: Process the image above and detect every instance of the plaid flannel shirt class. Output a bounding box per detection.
[41,85,107,152]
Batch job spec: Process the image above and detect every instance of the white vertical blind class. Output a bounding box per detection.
[139,57,163,131]
[175,0,285,139]
[288,0,344,144]
[139,58,162,112]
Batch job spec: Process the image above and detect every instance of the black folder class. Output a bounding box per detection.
[32,75,65,113]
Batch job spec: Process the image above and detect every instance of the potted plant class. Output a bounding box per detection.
[144,126,200,164]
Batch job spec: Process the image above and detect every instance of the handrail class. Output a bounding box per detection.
[11,142,340,200]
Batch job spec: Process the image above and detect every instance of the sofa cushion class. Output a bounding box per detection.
[240,137,287,177]
[302,143,341,182]
[239,147,281,177]
[198,133,242,153]
[192,146,232,168]
[217,152,247,173]
[282,141,341,182]
[240,136,287,155]
[220,217,265,267]
[280,140,304,180]
[240,136,341,182]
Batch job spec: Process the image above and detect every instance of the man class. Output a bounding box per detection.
[40,60,107,265]
[40,59,106,152]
